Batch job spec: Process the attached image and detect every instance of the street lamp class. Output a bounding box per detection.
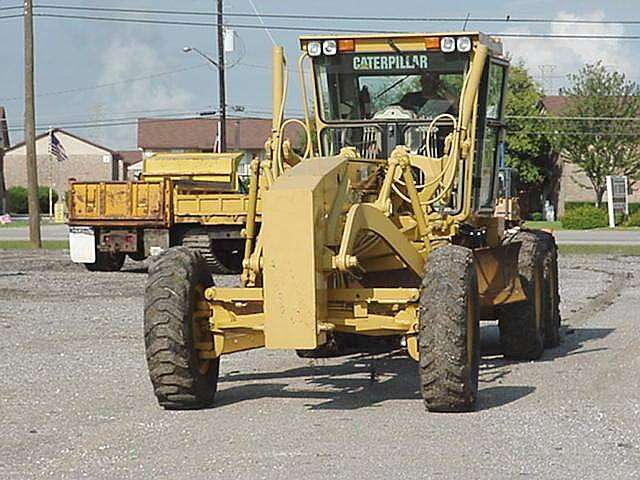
[184,46,226,152]
[183,46,218,67]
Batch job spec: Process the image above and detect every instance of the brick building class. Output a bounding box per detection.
[3,129,126,194]
[541,96,640,216]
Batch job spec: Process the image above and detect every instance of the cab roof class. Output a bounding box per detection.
[299,31,504,57]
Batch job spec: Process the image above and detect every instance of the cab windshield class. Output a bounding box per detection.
[314,51,469,122]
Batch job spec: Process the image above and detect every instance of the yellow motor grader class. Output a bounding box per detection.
[143,31,561,412]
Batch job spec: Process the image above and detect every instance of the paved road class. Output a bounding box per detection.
[2,224,640,245]
[0,250,638,479]
[555,229,640,245]
[0,224,68,241]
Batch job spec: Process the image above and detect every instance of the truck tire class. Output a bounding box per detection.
[180,230,238,275]
[497,231,545,360]
[127,251,146,262]
[144,246,220,409]
[211,240,244,274]
[419,245,480,412]
[84,251,125,272]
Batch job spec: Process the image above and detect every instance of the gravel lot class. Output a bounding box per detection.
[1,250,639,479]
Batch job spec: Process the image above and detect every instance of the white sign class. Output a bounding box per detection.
[606,175,629,228]
[224,28,235,52]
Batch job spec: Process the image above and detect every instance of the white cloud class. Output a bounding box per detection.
[91,38,195,149]
[503,10,639,92]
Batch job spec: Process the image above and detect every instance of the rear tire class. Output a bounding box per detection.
[497,231,545,360]
[180,229,240,275]
[533,231,561,348]
[419,245,480,413]
[84,251,125,272]
[127,251,146,262]
[144,246,220,409]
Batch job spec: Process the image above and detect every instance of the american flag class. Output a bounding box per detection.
[49,131,68,162]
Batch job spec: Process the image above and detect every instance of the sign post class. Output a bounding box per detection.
[606,175,629,228]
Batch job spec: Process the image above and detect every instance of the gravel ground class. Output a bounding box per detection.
[0,250,639,479]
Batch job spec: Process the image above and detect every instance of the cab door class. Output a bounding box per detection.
[473,59,508,213]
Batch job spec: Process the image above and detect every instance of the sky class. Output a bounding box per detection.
[1,0,639,150]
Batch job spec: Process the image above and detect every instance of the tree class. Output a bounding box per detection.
[551,62,640,207]
[504,63,551,187]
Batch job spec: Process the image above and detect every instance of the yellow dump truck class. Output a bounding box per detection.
[68,152,257,273]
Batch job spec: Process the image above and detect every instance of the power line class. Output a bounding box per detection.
[7,107,304,133]
[509,130,640,137]
[33,6,640,26]
[507,115,640,121]
[30,13,640,40]
[0,64,209,102]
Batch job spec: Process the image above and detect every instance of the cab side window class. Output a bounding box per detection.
[475,61,507,211]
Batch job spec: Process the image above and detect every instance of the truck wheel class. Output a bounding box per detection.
[497,231,545,359]
[144,246,220,409]
[531,231,561,348]
[84,252,125,272]
[419,245,480,412]
[211,241,244,274]
[127,251,146,262]
[180,230,238,275]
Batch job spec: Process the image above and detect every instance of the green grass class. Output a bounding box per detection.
[559,244,640,256]
[524,221,563,230]
[0,240,68,250]
[0,220,28,228]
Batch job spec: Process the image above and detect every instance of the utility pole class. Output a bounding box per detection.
[216,0,227,153]
[24,0,41,247]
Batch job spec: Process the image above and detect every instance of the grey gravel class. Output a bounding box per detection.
[0,250,639,479]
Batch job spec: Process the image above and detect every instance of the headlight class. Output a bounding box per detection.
[457,36,472,52]
[307,41,322,57]
[440,37,456,53]
[323,40,338,56]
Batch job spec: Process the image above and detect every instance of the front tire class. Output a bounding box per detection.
[419,245,480,413]
[144,247,220,409]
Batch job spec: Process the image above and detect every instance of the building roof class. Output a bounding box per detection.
[540,96,569,115]
[5,128,115,155]
[116,150,143,166]
[0,107,10,149]
[137,117,274,151]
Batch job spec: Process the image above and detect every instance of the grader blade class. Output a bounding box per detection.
[474,242,526,306]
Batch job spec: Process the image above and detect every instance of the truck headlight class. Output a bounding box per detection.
[308,41,322,57]
[323,40,338,56]
[457,36,472,52]
[440,37,456,53]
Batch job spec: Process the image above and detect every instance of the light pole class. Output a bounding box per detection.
[183,46,227,153]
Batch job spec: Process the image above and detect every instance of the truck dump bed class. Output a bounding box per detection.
[69,181,167,226]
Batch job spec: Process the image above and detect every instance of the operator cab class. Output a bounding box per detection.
[301,33,508,214]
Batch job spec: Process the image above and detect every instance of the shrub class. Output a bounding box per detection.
[565,201,640,215]
[529,211,543,221]
[561,204,608,230]
[7,186,58,214]
[625,209,640,227]
[37,186,58,214]
[7,186,28,214]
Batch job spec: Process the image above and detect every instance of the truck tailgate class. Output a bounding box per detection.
[69,181,166,224]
